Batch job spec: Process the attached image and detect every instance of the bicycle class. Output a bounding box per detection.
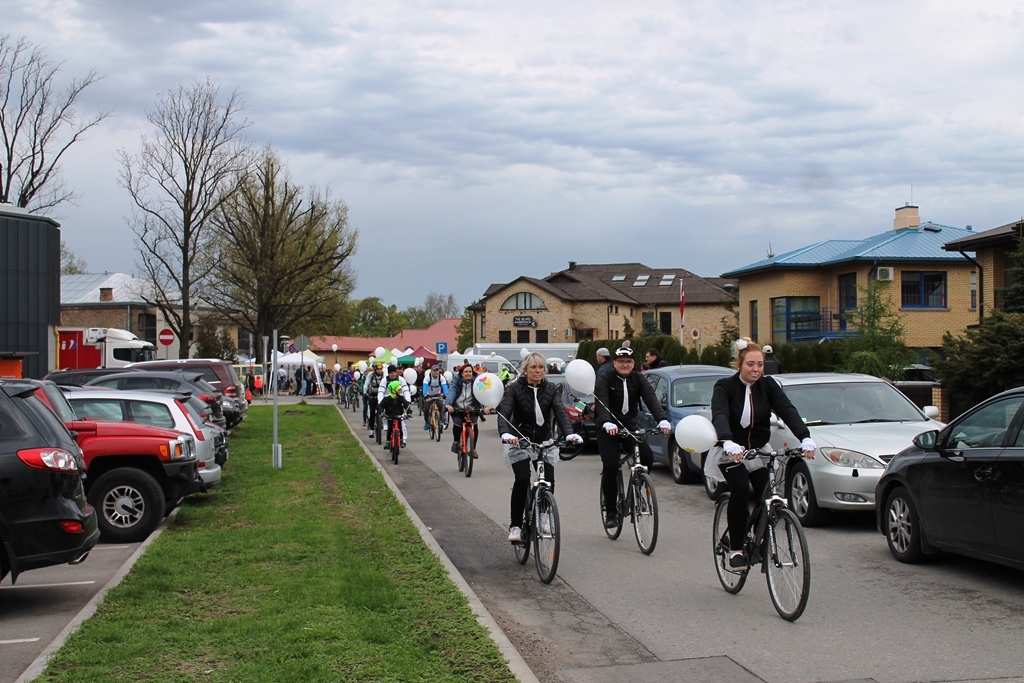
[348,384,360,412]
[510,437,566,584]
[338,384,348,408]
[712,446,811,621]
[452,409,483,477]
[599,428,660,555]
[424,396,445,443]
[384,413,405,464]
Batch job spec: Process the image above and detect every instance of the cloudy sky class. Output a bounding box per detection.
[5,1,1024,309]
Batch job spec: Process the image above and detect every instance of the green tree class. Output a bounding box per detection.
[622,316,634,337]
[404,292,459,329]
[351,297,408,337]
[205,147,357,362]
[640,310,660,337]
[840,280,913,379]
[60,241,87,274]
[455,309,474,355]
[998,233,1024,313]
[193,319,221,359]
[937,310,1024,406]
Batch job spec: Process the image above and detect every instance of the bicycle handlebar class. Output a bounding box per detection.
[742,446,805,460]
[511,437,569,454]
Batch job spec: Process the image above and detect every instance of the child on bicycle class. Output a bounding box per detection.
[496,352,582,543]
[594,345,672,530]
[708,339,816,571]
[379,379,411,449]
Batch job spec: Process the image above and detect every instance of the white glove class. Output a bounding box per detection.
[657,420,671,431]
[566,433,584,445]
[722,440,744,456]
[801,437,817,453]
[501,433,517,444]
[603,422,618,434]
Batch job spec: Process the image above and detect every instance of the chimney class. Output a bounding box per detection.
[99,287,114,302]
[894,203,920,230]
[568,261,577,271]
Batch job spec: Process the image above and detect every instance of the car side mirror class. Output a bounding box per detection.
[912,430,938,451]
[923,405,939,419]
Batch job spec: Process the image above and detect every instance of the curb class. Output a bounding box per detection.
[15,509,180,683]
[340,407,540,683]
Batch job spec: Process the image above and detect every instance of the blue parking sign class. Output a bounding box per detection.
[435,342,448,355]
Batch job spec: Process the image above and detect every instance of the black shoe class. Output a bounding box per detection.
[451,443,459,454]
[604,514,620,529]
[728,552,748,570]
[471,450,478,459]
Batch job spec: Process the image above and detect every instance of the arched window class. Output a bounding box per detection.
[500,292,547,310]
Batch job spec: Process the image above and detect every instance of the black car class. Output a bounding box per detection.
[876,386,1024,571]
[44,367,143,387]
[0,380,100,584]
[83,370,228,430]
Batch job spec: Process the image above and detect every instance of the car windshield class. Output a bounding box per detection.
[784,381,928,425]
[670,377,720,407]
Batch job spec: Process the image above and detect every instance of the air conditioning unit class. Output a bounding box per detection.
[876,267,894,282]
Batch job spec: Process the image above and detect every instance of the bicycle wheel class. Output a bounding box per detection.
[464,424,476,478]
[599,471,624,540]
[712,494,748,594]
[631,472,659,555]
[428,404,438,440]
[375,413,382,445]
[457,447,466,472]
[533,489,560,584]
[514,525,531,565]
[764,507,811,621]
[391,421,400,464]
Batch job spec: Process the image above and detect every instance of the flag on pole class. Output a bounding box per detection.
[679,281,686,329]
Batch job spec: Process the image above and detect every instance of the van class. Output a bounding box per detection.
[445,353,518,379]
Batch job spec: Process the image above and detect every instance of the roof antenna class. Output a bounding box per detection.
[766,241,775,258]
[910,182,914,205]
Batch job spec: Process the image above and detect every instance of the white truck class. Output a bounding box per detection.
[57,327,157,370]
[469,342,580,365]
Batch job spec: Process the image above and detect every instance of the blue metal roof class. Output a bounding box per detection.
[722,223,975,277]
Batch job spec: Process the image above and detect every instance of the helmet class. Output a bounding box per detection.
[762,345,773,354]
[386,380,402,398]
[373,363,383,371]
[614,346,634,357]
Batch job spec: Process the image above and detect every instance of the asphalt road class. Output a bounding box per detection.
[352,409,1024,683]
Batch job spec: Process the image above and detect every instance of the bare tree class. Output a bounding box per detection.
[206,147,358,363]
[404,292,460,328]
[60,240,87,274]
[0,34,109,210]
[119,79,250,358]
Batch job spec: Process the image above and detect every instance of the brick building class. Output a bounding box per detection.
[721,206,977,350]
[943,218,1024,322]
[468,262,737,350]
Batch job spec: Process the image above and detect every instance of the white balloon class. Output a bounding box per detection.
[409,384,418,396]
[403,368,418,385]
[443,370,453,382]
[353,371,361,380]
[414,356,423,366]
[519,347,531,360]
[357,361,368,373]
[472,372,504,408]
[374,346,386,359]
[333,363,341,372]
[564,359,596,395]
[675,415,718,453]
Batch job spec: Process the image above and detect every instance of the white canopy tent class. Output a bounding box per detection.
[273,350,327,395]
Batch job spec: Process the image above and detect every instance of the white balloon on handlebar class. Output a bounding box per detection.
[403,368,417,385]
[675,414,718,453]
[564,359,596,395]
[472,372,504,408]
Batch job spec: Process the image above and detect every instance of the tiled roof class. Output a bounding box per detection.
[723,223,976,277]
[312,318,460,355]
[944,220,1023,251]
[62,273,153,304]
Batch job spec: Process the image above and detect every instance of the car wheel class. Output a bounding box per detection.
[88,468,167,543]
[701,452,727,500]
[786,460,827,527]
[671,447,698,484]
[884,486,924,563]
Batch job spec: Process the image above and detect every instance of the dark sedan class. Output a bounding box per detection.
[876,386,1024,571]
[637,365,735,483]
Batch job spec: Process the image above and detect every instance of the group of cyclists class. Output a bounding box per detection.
[349,340,818,579]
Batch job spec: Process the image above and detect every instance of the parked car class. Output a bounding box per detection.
[65,389,223,488]
[764,373,943,526]
[0,380,100,584]
[84,370,227,430]
[876,386,1024,571]
[637,365,735,484]
[127,359,247,426]
[44,366,142,387]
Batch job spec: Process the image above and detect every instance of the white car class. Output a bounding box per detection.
[65,388,223,487]
[765,373,943,526]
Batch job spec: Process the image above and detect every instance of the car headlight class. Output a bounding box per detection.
[820,448,884,469]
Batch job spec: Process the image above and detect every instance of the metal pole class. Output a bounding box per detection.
[272,329,282,469]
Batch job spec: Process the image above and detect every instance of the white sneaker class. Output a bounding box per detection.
[507,526,522,543]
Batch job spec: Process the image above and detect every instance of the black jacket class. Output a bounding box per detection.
[594,369,669,428]
[710,373,809,449]
[497,376,573,443]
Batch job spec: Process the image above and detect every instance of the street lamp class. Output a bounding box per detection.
[332,343,338,368]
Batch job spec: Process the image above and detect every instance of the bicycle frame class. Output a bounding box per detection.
[513,437,563,584]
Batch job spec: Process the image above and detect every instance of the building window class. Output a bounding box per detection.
[771,296,821,343]
[633,275,650,287]
[970,271,977,310]
[612,330,619,339]
[838,273,857,311]
[536,329,548,343]
[500,292,547,310]
[137,313,157,346]
[901,271,947,308]
[613,305,619,314]
[576,328,594,341]
[659,312,672,335]
[612,275,626,282]
[517,330,530,343]
[480,315,486,339]
[749,301,758,342]
[498,330,511,343]
[659,274,675,286]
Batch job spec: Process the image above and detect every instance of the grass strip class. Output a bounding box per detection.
[38,404,518,683]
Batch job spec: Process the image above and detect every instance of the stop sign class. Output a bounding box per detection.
[158,328,175,346]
